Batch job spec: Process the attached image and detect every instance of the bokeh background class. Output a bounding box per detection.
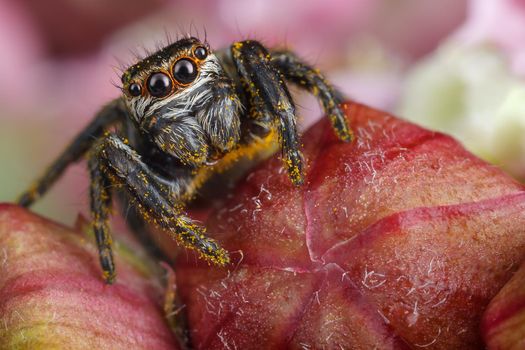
[1,0,524,226]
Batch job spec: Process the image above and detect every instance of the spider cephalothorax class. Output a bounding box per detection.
[18,36,353,283]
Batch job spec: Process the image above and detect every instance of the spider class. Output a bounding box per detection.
[17,36,353,283]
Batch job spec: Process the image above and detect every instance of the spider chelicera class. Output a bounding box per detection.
[17,36,353,283]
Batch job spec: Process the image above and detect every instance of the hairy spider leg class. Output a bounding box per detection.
[17,99,127,207]
[230,40,304,185]
[115,128,279,264]
[118,191,171,261]
[90,134,229,282]
[270,50,353,142]
[88,153,116,283]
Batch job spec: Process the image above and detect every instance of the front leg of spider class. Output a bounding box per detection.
[231,41,304,185]
[270,50,353,142]
[230,41,354,186]
[89,134,229,283]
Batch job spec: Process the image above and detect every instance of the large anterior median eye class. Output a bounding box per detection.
[172,59,198,85]
[147,72,173,97]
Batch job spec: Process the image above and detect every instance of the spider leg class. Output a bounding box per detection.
[231,40,304,185]
[88,152,116,283]
[17,99,127,207]
[90,134,229,282]
[270,50,353,142]
[117,191,171,262]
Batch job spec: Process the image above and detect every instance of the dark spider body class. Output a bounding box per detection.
[17,36,352,283]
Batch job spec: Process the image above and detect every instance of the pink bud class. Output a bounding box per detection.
[176,102,525,349]
[482,258,525,349]
[0,205,179,349]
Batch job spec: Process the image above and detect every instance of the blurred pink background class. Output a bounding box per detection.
[2,0,523,225]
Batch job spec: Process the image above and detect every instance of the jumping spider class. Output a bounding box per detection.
[18,36,352,283]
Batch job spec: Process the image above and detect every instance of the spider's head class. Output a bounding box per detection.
[120,37,241,165]
[120,37,220,124]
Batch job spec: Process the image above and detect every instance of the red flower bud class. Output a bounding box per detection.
[176,102,525,349]
[482,259,525,349]
[0,205,179,349]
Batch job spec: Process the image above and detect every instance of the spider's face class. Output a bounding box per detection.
[120,37,241,165]
[121,37,222,125]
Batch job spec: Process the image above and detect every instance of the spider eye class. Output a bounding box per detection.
[173,59,198,84]
[194,46,207,60]
[147,72,173,97]
[128,83,142,97]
